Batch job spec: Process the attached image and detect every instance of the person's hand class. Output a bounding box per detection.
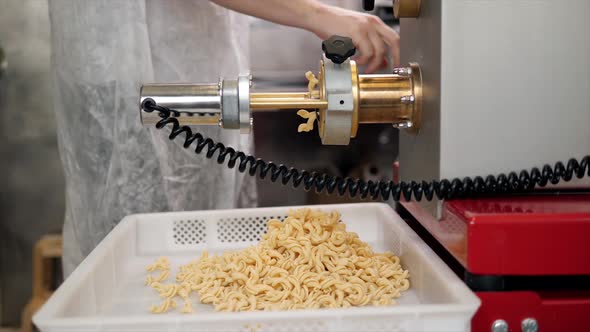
[306,5,399,73]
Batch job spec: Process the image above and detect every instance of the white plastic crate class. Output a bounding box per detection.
[34,203,480,332]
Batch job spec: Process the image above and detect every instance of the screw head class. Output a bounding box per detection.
[392,121,413,129]
[491,319,508,332]
[400,95,416,104]
[521,318,538,332]
[393,67,412,76]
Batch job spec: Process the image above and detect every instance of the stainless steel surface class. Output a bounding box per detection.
[440,1,590,181]
[320,56,354,145]
[398,0,441,184]
[398,0,442,218]
[140,76,252,132]
[399,1,590,224]
[521,318,539,332]
[140,83,221,126]
[491,319,508,332]
[399,0,590,223]
[0,46,6,78]
[221,79,239,129]
[237,75,252,133]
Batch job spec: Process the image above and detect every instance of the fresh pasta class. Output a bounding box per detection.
[305,71,319,96]
[296,109,317,132]
[296,71,320,132]
[145,208,410,313]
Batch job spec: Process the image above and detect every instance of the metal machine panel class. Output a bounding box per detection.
[399,0,441,185]
[400,0,590,185]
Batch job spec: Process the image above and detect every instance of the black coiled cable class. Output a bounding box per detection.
[142,100,590,201]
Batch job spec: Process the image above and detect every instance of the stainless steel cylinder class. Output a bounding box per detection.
[139,83,222,126]
[219,75,252,133]
[238,75,252,134]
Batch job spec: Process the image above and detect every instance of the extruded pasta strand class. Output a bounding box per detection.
[296,110,317,132]
[305,71,319,96]
[296,71,321,133]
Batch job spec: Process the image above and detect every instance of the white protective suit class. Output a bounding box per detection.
[48,0,256,276]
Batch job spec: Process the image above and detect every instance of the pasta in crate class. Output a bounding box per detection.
[145,208,410,313]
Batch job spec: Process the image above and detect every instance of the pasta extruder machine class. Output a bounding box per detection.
[140,34,423,146]
[139,0,590,331]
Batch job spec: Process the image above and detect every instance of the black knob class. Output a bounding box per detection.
[362,0,375,11]
[322,35,356,64]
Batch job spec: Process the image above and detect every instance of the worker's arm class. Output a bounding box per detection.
[211,0,399,72]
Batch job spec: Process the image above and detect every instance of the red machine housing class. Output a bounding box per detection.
[445,195,590,276]
[471,291,590,332]
[400,193,590,332]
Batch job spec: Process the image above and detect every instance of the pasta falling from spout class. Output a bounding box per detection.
[297,71,320,132]
[305,71,319,97]
[297,110,317,132]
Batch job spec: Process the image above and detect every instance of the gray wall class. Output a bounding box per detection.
[0,0,64,325]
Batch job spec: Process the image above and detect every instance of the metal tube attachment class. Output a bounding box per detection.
[140,83,221,126]
[139,75,252,133]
